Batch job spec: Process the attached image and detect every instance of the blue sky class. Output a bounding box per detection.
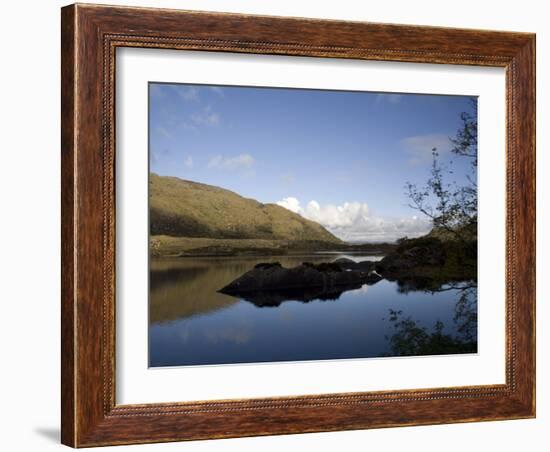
[149,83,476,242]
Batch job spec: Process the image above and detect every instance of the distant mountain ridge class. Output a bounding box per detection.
[149,173,343,244]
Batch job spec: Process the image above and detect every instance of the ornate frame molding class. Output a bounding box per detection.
[62,4,535,447]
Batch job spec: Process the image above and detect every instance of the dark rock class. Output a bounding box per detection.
[333,257,355,265]
[376,254,416,273]
[351,260,377,272]
[254,262,282,270]
[333,258,377,272]
[376,240,446,276]
[219,261,381,296]
[303,261,343,272]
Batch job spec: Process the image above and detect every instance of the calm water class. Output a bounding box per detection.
[149,254,477,367]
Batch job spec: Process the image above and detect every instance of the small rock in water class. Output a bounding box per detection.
[254,262,282,270]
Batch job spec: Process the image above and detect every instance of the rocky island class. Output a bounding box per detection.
[219,233,477,305]
[220,261,382,293]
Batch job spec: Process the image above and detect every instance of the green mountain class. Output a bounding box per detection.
[149,173,343,244]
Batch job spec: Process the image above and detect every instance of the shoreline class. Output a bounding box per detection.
[150,235,396,258]
[153,250,388,259]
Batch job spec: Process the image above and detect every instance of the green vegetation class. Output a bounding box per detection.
[406,100,478,244]
[384,101,478,288]
[150,173,341,243]
[151,235,314,257]
[150,235,394,258]
[377,234,477,291]
[149,174,398,257]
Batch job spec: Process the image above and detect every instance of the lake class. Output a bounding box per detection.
[149,254,477,367]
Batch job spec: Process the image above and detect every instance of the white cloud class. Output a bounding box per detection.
[191,106,220,126]
[181,122,198,131]
[303,200,370,229]
[150,84,166,99]
[401,133,452,165]
[334,215,432,243]
[276,197,301,214]
[155,126,172,139]
[177,87,200,102]
[184,156,193,169]
[208,153,255,170]
[276,197,431,243]
[209,86,225,97]
[387,94,402,104]
[376,93,403,104]
[280,173,295,187]
[150,147,168,165]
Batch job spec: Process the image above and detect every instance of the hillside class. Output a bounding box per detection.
[149,173,342,245]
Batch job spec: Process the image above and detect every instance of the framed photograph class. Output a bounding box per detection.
[61,3,536,447]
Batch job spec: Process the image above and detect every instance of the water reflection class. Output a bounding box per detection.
[150,254,383,322]
[149,255,477,367]
[222,284,366,307]
[384,283,477,356]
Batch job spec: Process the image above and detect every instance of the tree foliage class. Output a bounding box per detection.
[405,100,478,242]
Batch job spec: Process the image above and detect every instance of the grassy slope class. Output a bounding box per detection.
[150,173,342,246]
[151,235,363,257]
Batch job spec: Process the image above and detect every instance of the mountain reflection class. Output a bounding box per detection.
[149,254,371,323]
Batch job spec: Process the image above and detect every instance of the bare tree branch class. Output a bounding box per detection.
[404,103,478,242]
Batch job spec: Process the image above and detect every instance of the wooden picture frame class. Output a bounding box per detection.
[61,3,536,447]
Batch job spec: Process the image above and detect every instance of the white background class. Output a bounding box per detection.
[0,0,546,451]
[117,49,506,404]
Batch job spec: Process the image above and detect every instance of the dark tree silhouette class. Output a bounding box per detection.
[405,100,478,242]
